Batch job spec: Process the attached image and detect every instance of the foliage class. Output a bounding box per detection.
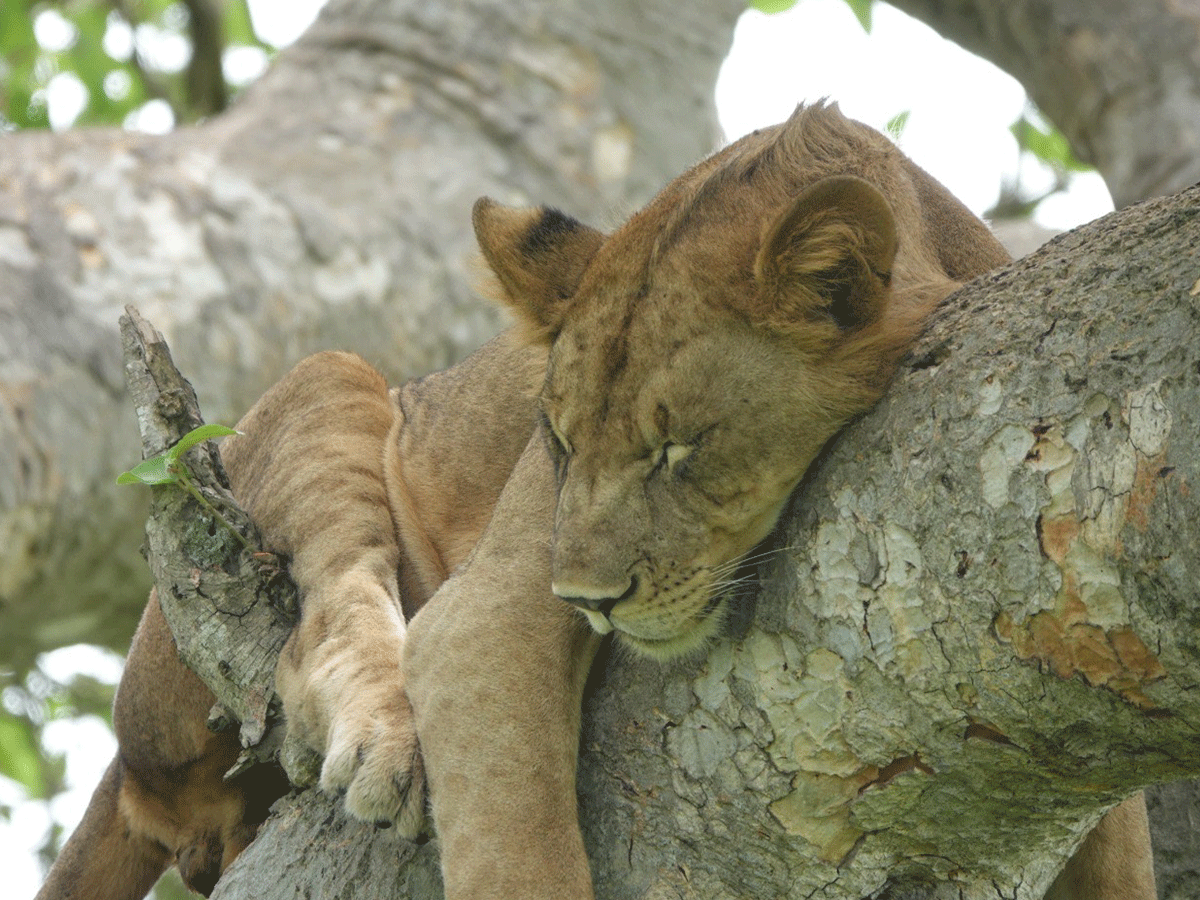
[989,104,1096,219]
[1,0,273,130]
[885,109,909,139]
[1011,106,1091,175]
[750,0,873,32]
[116,422,239,486]
[118,423,249,547]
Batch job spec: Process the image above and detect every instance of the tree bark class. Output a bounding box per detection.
[821,1,1200,891]
[207,182,1200,899]
[884,0,1200,209]
[0,0,741,669]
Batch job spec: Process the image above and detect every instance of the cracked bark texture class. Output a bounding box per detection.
[886,0,1200,209]
[0,0,741,669]
[211,184,1200,900]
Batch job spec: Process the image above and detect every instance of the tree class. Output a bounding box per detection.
[883,0,1200,209]
[4,0,1200,896]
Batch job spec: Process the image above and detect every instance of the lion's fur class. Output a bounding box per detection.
[474,103,1009,659]
[40,103,1150,900]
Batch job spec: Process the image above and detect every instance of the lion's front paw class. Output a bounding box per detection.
[319,695,426,838]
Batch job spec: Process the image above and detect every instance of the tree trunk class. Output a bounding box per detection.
[885,0,1200,209]
[0,0,741,669]
[209,181,1200,899]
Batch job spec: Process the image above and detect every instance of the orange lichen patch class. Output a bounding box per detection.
[1069,623,1124,683]
[994,610,1167,705]
[1059,589,1089,627]
[1037,513,1080,566]
[1026,611,1073,679]
[1109,626,1167,680]
[1125,452,1170,532]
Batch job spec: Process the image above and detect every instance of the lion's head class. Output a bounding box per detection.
[474,102,1008,657]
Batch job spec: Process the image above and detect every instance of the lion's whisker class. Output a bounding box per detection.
[708,544,797,580]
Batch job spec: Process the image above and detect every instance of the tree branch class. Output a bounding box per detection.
[118,305,294,755]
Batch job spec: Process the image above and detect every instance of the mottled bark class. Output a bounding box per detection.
[0,0,741,668]
[212,183,1200,900]
[573,184,1200,898]
[886,0,1200,209]
[118,306,294,751]
[880,0,1200,886]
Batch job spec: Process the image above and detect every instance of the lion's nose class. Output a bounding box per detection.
[553,575,638,616]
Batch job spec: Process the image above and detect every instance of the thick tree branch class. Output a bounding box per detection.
[886,0,1200,207]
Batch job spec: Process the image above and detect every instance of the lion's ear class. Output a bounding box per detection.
[473,197,605,341]
[753,175,898,333]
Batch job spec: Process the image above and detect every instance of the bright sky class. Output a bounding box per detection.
[716,0,1111,228]
[4,2,1113,897]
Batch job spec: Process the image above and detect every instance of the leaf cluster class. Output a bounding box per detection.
[990,104,1095,219]
[750,0,874,32]
[1,0,272,130]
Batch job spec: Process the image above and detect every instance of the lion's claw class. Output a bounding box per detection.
[318,704,425,838]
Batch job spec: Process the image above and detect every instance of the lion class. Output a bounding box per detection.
[37,103,1152,900]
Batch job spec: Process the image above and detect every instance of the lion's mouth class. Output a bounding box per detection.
[579,608,615,636]
[601,587,732,659]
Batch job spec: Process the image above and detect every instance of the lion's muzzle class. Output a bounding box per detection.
[553,575,640,636]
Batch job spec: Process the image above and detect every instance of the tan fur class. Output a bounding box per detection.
[41,104,1149,900]
[475,104,999,659]
[1045,795,1157,900]
[39,346,542,897]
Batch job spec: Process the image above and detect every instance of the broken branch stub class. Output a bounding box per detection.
[118,305,296,752]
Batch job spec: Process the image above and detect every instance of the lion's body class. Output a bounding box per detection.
[39,104,1152,900]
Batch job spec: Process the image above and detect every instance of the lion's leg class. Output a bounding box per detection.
[33,757,169,900]
[404,435,601,900]
[1044,793,1157,900]
[38,591,279,900]
[221,351,423,833]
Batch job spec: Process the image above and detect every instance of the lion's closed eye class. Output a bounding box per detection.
[655,441,693,476]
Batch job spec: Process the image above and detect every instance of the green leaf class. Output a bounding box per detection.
[885,110,910,140]
[117,454,178,486]
[749,0,799,13]
[1010,113,1091,173]
[843,0,873,32]
[117,424,237,485]
[0,713,45,796]
[168,424,240,460]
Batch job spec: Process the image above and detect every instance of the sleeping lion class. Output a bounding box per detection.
[36,102,1153,900]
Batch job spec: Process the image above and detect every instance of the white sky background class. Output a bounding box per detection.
[3,2,1114,897]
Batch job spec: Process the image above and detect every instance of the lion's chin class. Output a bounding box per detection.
[612,597,728,662]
